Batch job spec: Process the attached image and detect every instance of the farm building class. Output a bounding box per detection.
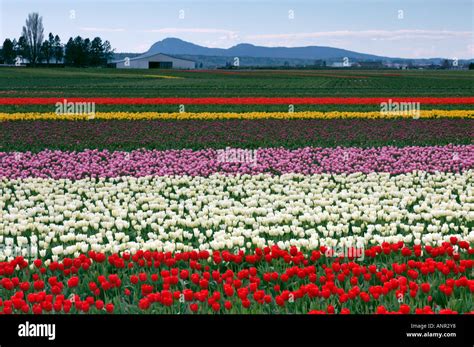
[113,52,195,69]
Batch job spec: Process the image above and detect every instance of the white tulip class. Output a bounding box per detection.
[0,171,471,258]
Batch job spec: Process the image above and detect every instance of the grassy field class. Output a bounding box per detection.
[0,67,472,99]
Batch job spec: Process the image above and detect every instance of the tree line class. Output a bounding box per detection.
[0,12,114,67]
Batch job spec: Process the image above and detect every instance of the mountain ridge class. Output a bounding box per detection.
[147,37,389,61]
[112,38,472,68]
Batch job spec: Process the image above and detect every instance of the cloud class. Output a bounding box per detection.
[246,30,473,42]
[140,27,240,47]
[467,44,474,56]
[141,28,238,36]
[133,43,154,52]
[80,27,125,33]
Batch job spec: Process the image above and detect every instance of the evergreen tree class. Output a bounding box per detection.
[1,39,15,64]
[53,35,64,63]
[40,33,55,64]
[16,36,28,59]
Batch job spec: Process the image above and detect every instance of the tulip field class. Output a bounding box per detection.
[0,68,473,315]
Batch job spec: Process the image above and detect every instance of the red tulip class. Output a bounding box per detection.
[67,277,79,288]
[399,304,411,314]
[421,283,430,293]
[95,300,104,310]
[105,303,114,313]
[33,280,44,291]
[327,305,335,314]
[138,298,151,310]
[33,259,42,268]
[224,301,232,310]
[180,270,189,280]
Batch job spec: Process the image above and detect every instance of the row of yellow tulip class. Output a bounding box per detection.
[0,110,472,121]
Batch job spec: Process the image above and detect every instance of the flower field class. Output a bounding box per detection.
[0,68,473,315]
[1,96,474,105]
[1,119,473,152]
[0,110,473,120]
[0,242,472,314]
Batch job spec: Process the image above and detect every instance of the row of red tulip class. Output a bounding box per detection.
[0,240,472,314]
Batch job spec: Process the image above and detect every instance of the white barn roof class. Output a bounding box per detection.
[112,52,195,64]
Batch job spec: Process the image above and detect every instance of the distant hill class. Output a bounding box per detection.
[113,38,473,68]
[147,38,384,60]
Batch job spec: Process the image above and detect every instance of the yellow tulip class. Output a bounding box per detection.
[0,110,472,121]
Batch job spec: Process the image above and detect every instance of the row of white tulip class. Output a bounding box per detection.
[0,171,473,261]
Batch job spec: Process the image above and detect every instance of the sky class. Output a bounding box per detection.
[0,0,473,59]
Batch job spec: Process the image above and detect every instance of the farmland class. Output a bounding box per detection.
[0,68,472,99]
[0,67,473,315]
[1,119,472,152]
